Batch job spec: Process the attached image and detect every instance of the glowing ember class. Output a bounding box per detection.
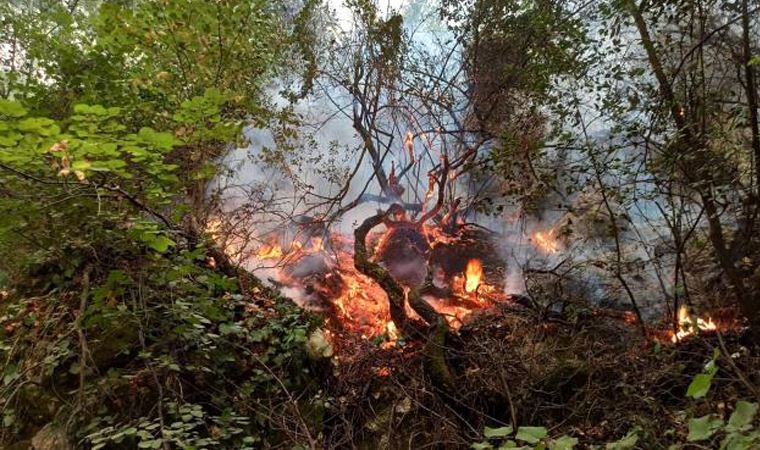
[423,223,459,245]
[464,259,483,293]
[533,229,559,254]
[671,305,717,343]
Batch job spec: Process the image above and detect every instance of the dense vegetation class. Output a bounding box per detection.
[1,0,760,449]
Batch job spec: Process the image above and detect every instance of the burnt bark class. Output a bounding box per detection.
[353,209,412,334]
[409,275,456,391]
[353,208,456,390]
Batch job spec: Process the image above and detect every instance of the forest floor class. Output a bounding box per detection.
[315,302,759,449]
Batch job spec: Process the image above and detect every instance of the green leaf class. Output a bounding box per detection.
[687,373,715,399]
[0,131,22,146]
[515,426,547,444]
[0,99,27,117]
[687,414,724,441]
[137,127,176,151]
[484,426,514,439]
[497,441,519,449]
[147,235,175,253]
[721,431,759,450]
[727,401,758,432]
[17,117,60,136]
[605,427,640,450]
[471,443,494,450]
[138,439,161,449]
[2,364,19,385]
[548,435,578,450]
[219,322,243,335]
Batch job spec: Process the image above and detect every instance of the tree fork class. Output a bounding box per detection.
[353,209,412,335]
[353,208,456,390]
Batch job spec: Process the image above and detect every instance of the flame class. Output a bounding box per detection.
[205,218,222,238]
[386,320,399,340]
[208,220,510,343]
[464,259,483,293]
[380,320,400,349]
[533,229,559,254]
[257,243,284,259]
[671,305,717,343]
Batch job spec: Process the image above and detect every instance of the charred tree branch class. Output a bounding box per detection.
[353,209,411,334]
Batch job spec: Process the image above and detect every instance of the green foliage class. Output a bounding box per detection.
[686,401,760,449]
[1,243,321,447]
[683,357,760,449]
[688,414,724,441]
[483,426,513,439]
[468,347,760,450]
[686,349,720,399]
[0,0,320,447]
[603,427,640,450]
[472,425,578,449]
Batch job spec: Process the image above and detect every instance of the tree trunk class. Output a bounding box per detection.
[626,0,758,324]
[353,208,455,391]
[742,0,760,191]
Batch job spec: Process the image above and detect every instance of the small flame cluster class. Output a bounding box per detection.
[532,229,560,254]
[671,305,717,343]
[228,223,504,342]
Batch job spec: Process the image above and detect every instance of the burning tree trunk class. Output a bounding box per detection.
[353,209,411,335]
[353,207,455,390]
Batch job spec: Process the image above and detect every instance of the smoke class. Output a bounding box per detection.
[210,0,679,323]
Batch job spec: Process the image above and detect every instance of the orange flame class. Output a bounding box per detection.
[672,305,717,343]
[533,229,559,254]
[208,222,512,341]
[464,259,483,293]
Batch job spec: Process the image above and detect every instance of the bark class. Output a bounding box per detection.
[353,209,411,334]
[409,275,455,391]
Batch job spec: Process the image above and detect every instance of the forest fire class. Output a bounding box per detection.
[231,220,507,341]
[671,305,717,343]
[533,229,559,254]
[257,243,284,259]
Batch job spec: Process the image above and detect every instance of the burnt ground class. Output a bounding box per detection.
[315,302,760,449]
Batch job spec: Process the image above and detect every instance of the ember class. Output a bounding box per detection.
[671,305,717,343]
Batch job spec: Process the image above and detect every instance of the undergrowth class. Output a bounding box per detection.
[0,239,323,449]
